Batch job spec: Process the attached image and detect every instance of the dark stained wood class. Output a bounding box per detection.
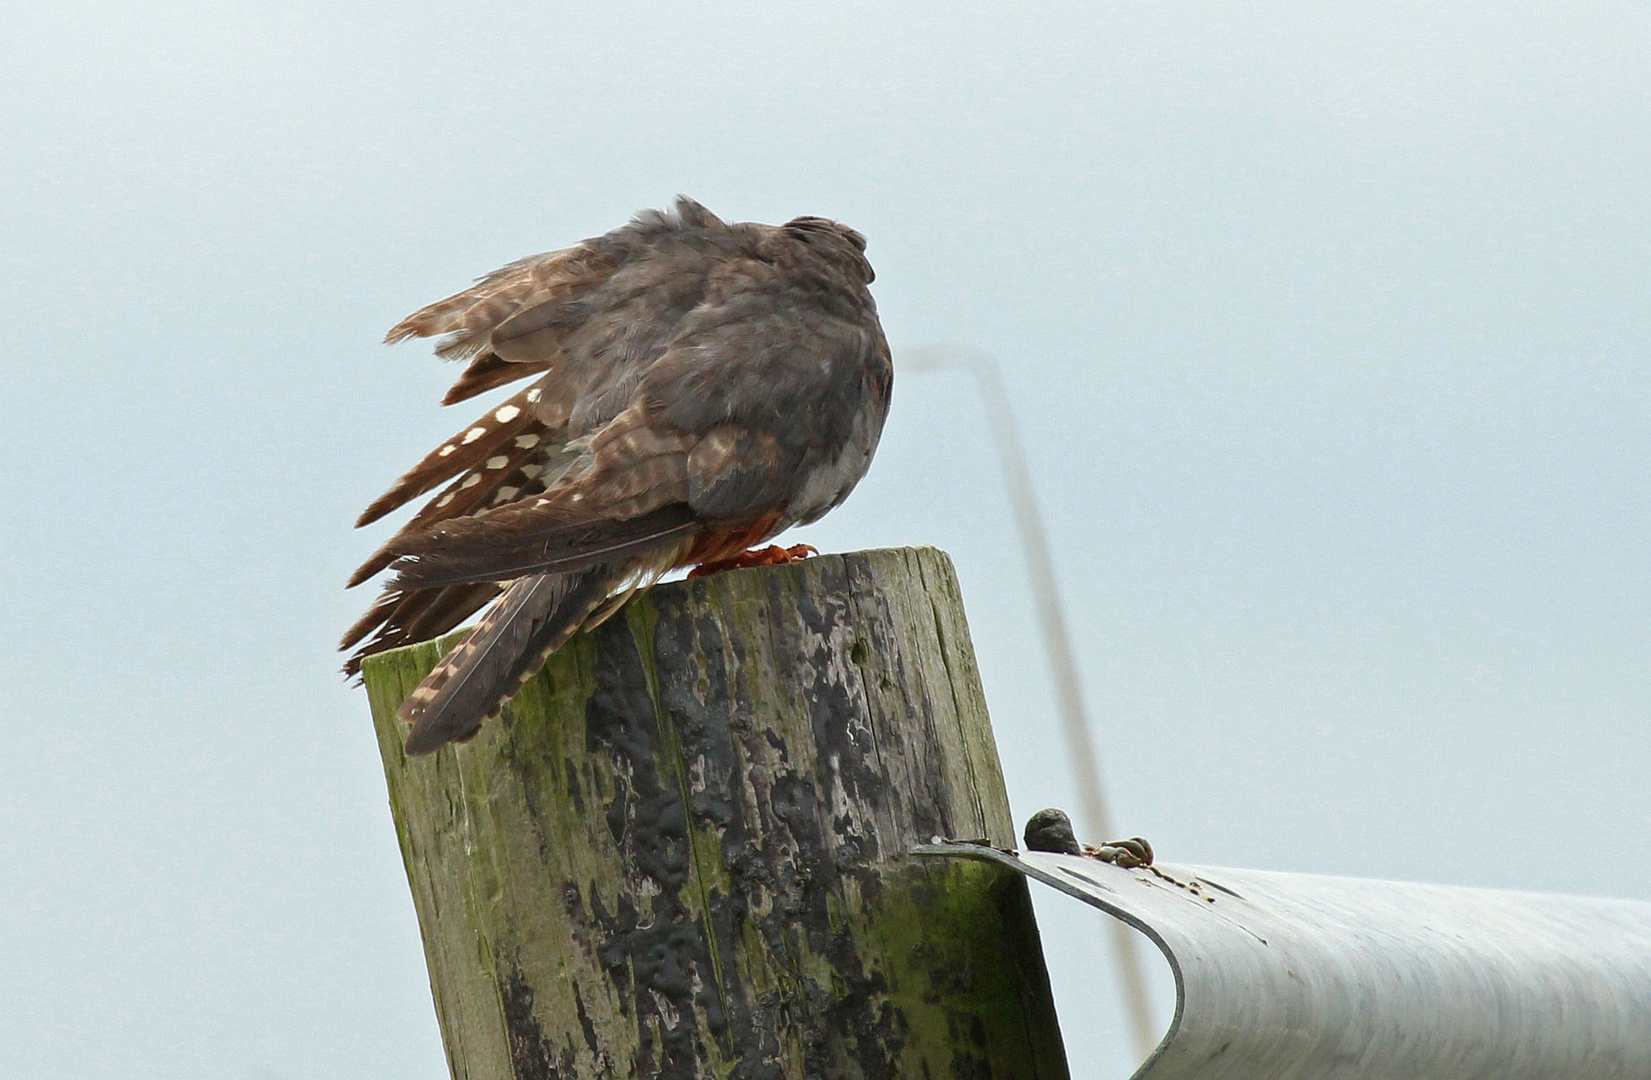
[362,546,1069,1079]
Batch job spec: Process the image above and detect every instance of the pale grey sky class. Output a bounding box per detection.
[2,3,1647,1078]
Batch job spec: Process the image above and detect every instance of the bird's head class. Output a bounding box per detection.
[782,216,875,284]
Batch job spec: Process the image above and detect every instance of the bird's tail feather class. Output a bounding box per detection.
[399,569,616,755]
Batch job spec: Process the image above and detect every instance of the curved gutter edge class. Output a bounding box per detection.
[913,843,1183,1078]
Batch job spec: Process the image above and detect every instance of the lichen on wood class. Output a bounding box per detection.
[362,546,1069,1079]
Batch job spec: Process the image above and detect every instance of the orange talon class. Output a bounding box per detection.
[688,543,819,578]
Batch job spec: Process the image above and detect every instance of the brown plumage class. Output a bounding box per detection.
[345,197,892,755]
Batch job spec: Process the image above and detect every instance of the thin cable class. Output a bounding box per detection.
[968,355,1160,1062]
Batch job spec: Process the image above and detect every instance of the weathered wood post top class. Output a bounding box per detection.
[362,546,1068,1079]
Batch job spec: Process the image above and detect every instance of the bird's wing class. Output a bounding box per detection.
[352,387,551,532]
[353,197,737,543]
[375,401,706,585]
[343,199,739,675]
[381,408,715,749]
[389,504,700,589]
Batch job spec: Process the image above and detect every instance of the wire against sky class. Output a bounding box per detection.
[901,346,1159,1060]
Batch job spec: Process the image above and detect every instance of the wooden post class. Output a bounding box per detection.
[362,546,1069,1080]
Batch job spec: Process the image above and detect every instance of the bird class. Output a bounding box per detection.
[342,197,892,756]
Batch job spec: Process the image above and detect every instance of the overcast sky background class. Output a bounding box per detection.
[3,2,1648,1077]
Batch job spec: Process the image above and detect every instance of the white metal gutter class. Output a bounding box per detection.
[918,843,1651,1080]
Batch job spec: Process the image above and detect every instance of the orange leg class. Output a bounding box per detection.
[688,544,818,579]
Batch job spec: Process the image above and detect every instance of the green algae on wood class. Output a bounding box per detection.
[362,546,1069,1080]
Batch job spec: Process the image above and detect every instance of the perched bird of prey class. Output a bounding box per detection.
[344,197,892,756]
